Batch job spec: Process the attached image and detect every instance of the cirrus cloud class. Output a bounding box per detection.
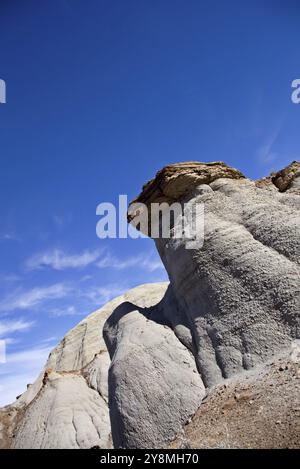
[25,249,102,271]
[0,283,71,313]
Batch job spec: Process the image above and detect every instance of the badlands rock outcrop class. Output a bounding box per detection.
[0,160,299,449]
[135,161,300,387]
[0,284,168,448]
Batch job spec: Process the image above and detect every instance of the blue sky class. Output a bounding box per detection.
[0,0,299,405]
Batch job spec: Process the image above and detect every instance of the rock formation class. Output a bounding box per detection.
[1,161,299,449]
[0,284,168,448]
[103,299,204,448]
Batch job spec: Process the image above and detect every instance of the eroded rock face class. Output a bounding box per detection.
[0,283,168,449]
[129,162,300,388]
[13,372,110,449]
[103,301,205,449]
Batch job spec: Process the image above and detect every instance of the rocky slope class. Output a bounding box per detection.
[0,161,299,449]
[169,346,300,449]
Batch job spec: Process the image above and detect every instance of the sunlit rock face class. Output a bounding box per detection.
[103,298,205,449]
[129,161,300,387]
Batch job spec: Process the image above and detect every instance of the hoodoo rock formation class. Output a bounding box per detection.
[1,161,299,449]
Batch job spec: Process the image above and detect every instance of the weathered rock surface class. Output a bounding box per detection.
[129,161,244,210]
[13,372,110,449]
[129,161,300,387]
[103,301,205,448]
[127,161,245,235]
[0,283,168,449]
[271,160,300,192]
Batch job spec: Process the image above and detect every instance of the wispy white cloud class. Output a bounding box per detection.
[256,116,286,165]
[53,213,73,228]
[48,305,83,317]
[0,274,20,283]
[0,373,36,406]
[4,345,52,367]
[0,283,71,313]
[82,285,127,306]
[0,233,19,242]
[97,252,163,272]
[53,214,64,227]
[3,338,20,345]
[0,319,35,338]
[0,345,52,406]
[24,246,164,274]
[25,248,101,271]
[141,257,164,272]
[257,139,278,164]
[40,336,58,344]
[46,283,129,316]
[79,274,93,283]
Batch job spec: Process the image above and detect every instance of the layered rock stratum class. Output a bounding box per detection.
[1,161,299,449]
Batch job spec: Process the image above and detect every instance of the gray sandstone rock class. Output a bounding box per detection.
[129,162,300,388]
[103,301,205,448]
